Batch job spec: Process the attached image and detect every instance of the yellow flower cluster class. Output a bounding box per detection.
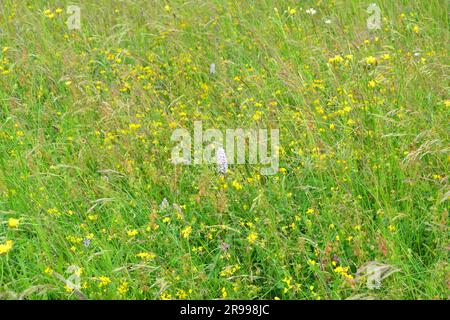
[332,263,353,280]
[136,252,156,260]
[220,264,241,277]
[247,231,258,244]
[181,226,192,239]
[0,240,14,255]
[97,276,111,288]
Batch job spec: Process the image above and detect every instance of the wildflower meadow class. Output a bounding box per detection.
[0,1,448,301]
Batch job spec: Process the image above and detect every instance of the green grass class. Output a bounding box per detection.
[0,0,448,300]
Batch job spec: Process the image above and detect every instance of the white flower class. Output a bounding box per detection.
[159,198,170,210]
[209,63,216,74]
[306,8,317,15]
[324,19,331,24]
[216,146,228,174]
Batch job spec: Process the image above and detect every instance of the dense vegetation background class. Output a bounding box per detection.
[0,0,448,299]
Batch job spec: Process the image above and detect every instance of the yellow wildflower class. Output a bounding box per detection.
[221,287,228,299]
[247,231,258,244]
[8,218,19,228]
[136,252,156,260]
[365,56,377,66]
[117,281,129,295]
[127,229,139,237]
[160,292,172,300]
[329,55,344,64]
[176,289,190,299]
[129,123,141,130]
[333,265,353,279]
[98,276,111,288]
[308,259,317,266]
[181,226,192,239]
[231,180,243,190]
[0,240,13,255]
